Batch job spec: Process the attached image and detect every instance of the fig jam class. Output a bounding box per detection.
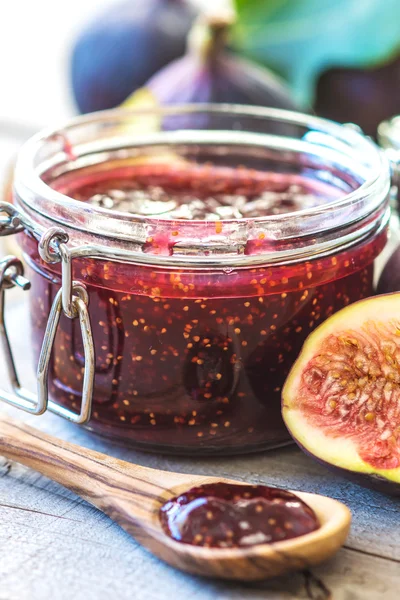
[160,482,319,548]
[61,162,345,220]
[21,161,386,454]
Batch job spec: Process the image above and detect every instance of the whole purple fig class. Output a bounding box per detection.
[377,244,400,294]
[71,0,199,113]
[125,13,298,111]
[315,57,400,138]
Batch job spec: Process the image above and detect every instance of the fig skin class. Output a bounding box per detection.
[125,15,298,112]
[295,437,400,497]
[282,293,400,495]
[314,55,400,138]
[71,0,198,113]
[143,50,298,109]
[377,246,400,295]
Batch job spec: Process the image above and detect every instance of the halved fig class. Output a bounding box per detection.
[282,294,400,494]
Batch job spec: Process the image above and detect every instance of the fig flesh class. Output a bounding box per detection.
[282,294,400,494]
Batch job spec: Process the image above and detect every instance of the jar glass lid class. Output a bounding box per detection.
[13,105,391,268]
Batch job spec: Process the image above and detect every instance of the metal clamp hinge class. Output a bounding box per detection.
[0,243,95,424]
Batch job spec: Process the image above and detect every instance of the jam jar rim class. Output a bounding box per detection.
[13,104,391,269]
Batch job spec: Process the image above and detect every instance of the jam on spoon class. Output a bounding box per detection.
[0,413,350,580]
[160,482,320,548]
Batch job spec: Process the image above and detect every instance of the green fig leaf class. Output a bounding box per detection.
[233,0,400,106]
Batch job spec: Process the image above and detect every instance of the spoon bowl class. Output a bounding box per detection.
[0,414,351,581]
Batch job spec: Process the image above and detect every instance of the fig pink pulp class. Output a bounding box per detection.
[20,162,386,454]
[282,294,400,487]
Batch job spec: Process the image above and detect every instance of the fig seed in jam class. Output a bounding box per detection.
[160,482,320,548]
[63,162,345,221]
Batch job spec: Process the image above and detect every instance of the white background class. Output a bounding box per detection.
[0,0,121,128]
[0,0,218,128]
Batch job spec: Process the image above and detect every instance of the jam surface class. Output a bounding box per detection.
[61,162,346,220]
[160,482,320,548]
[22,161,385,454]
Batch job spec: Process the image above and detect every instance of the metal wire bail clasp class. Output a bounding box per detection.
[37,228,95,423]
[0,256,39,413]
[0,227,95,423]
[39,227,77,319]
[0,202,24,237]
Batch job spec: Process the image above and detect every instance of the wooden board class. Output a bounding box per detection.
[1,298,399,600]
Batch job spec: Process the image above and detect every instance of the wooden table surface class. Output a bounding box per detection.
[0,296,399,600]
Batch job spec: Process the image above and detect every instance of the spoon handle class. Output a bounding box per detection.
[0,414,183,521]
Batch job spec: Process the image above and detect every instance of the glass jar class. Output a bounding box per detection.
[0,105,391,455]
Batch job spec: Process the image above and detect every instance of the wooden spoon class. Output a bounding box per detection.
[0,414,351,581]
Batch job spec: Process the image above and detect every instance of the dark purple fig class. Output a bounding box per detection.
[377,245,400,294]
[314,55,400,138]
[282,294,400,495]
[71,0,199,113]
[125,13,298,111]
